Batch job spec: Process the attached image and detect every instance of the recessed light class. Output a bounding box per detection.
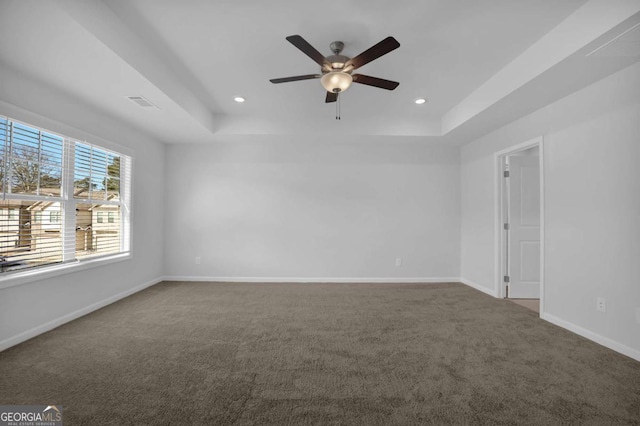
[414,98,427,105]
[234,96,246,103]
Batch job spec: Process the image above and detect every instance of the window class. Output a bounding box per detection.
[49,211,61,223]
[0,116,131,274]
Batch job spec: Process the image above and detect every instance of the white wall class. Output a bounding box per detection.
[461,62,640,359]
[0,65,165,350]
[165,138,461,281]
[2,55,638,362]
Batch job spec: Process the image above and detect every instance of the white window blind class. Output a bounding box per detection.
[0,116,131,274]
[73,141,125,260]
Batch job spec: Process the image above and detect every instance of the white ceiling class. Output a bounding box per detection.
[0,0,638,145]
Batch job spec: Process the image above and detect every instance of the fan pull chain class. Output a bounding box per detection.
[335,92,341,120]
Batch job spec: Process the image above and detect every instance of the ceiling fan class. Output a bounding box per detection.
[270,35,400,104]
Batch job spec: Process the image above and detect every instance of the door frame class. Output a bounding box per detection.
[493,136,545,314]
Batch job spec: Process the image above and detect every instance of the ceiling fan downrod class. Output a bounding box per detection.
[330,41,344,55]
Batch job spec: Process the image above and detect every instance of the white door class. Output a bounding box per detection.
[507,155,540,298]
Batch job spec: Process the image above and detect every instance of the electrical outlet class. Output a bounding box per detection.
[195,256,201,265]
[395,257,402,267]
[596,297,606,313]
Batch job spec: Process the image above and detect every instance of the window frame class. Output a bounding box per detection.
[0,115,133,287]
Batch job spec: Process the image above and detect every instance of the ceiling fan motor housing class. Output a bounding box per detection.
[325,41,351,73]
[325,54,351,73]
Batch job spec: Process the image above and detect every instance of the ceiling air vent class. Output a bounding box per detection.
[126,95,159,109]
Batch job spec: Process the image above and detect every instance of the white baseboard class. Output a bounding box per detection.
[0,277,163,352]
[459,277,498,297]
[459,278,639,361]
[163,276,461,284]
[541,312,640,362]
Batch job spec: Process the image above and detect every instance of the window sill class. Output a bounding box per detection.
[0,252,132,290]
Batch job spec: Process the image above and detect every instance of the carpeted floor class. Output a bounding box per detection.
[1,282,639,425]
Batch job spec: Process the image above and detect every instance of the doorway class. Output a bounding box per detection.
[495,138,544,313]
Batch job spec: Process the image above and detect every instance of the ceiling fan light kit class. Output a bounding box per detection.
[321,72,353,93]
[270,35,401,119]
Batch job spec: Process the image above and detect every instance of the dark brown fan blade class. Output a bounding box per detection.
[325,92,338,103]
[270,74,321,84]
[346,37,400,70]
[352,74,399,90]
[286,35,330,67]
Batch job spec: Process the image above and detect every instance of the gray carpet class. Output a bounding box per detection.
[1,282,639,425]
